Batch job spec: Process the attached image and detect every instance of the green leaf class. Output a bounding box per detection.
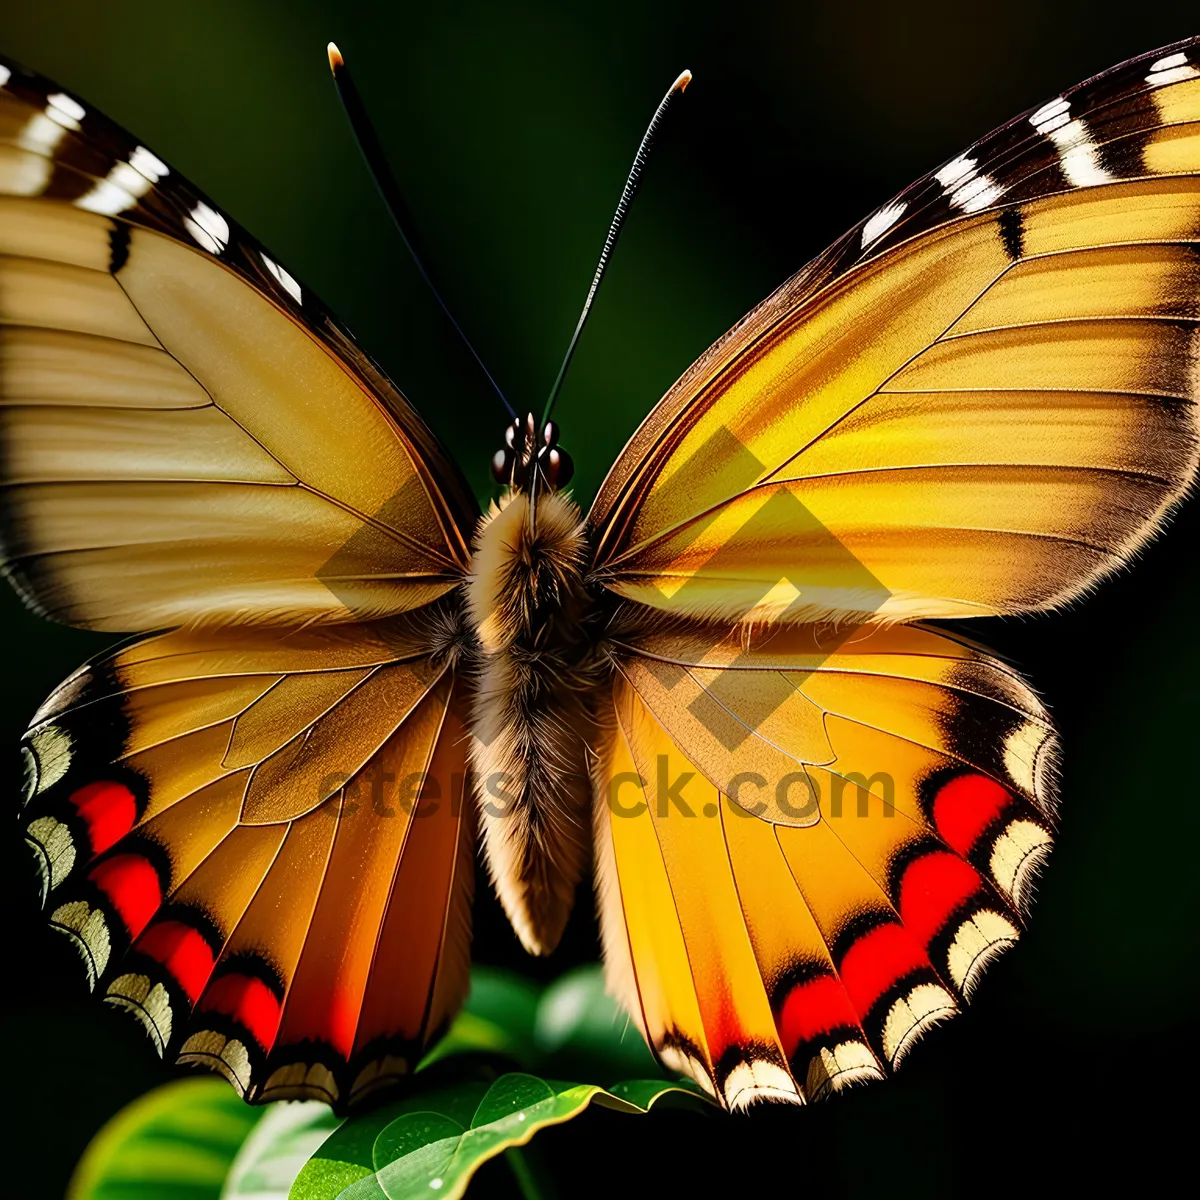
[70,966,711,1200]
[598,1078,710,1112]
[222,1101,341,1199]
[533,965,660,1082]
[285,967,713,1199]
[68,1077,262,1200]
[290,1073,709,1200]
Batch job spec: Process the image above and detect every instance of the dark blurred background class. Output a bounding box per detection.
[1,0,1198,1194]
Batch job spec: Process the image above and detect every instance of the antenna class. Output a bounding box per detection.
[542,69,692,425]
[327,42,515,419]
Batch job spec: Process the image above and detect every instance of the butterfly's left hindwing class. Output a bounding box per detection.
[22,612,473,1108]
[593,620,1056,1108]
[0,54,477,632]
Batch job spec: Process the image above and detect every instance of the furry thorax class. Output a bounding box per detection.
[465,490,601,955]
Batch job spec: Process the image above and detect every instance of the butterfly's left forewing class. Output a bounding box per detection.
[0,55,476,631]
[593,621,1056,1107]
[2,55,478,1106]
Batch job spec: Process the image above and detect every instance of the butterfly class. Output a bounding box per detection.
[5,33,1199,1114]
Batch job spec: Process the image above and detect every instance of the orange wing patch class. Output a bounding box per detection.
[22,609,473,1109]
[593,619,1055,1108]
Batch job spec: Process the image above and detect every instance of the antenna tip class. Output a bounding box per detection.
[673,69,693,94]
[327,42,344,73]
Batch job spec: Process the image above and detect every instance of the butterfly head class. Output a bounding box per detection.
[491,412,574,491]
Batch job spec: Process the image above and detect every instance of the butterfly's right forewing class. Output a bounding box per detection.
[588,38,1200,627]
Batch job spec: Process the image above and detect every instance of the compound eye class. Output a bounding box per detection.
[491,447,511,483]
[546,446,574,488]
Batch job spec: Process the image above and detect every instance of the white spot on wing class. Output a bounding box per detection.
[861,201,906,248]
[1029,96,1071,135]
[723,1059,802,1110]
[27,725,73,793]
[947,910,1019,998]
[7,110,64,194]
[881,984,957,1068]
[77,165,149,215]
[46,91,85,130]
[17,112,64,159]
[128,146,168,182]
[260,252,302,304]
[1146,52,1200,87]
[935,155,976,188]
[935,154,1004,213]
[76,146,168,216]
[6,92,95,198]
[954,173,1003,213]
[0,64,11,88]
[184,201,229,254]
[1030,96,1113,188]
[1049,123,1112,187]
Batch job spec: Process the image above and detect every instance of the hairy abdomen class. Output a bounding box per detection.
[466,490,597,955]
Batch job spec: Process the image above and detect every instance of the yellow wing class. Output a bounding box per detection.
[593,617,1056,1108]
[0,56,477,632]
[589,40,1200,624]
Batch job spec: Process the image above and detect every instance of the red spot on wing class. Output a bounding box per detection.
[899,853,982,946]
[89,854,161,938]
[139,921,215,1003]
[933,774,1011,856]
[778,974,861,1059]
[203,974,281,1050]
[70,781,137,855]
[839,923,929,1016]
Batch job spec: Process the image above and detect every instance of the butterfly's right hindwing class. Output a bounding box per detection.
[593,620,1056,1108]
